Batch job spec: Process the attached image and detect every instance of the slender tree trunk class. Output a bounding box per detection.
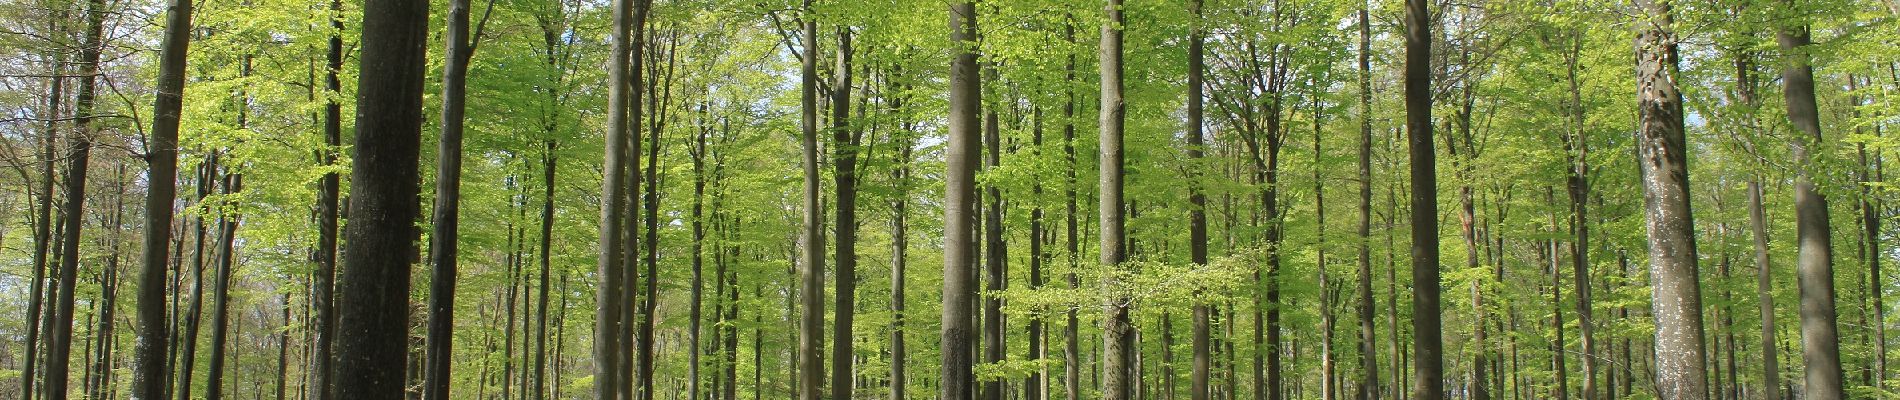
[1353,5,1379,399]
[1559,35,1598,400]
[422,0,480,393]
[132,0,192,394]
[22,15,65,400]
[1777,10,1845,399]
[332,0,429,394]
[831,26,861,400]
[796,0,827,397]
[307,1,345,396]
[1187,0,1210,396]
[981,63,1008,400]
[204,171,243,400]
[891,84,913,400]
[691,105,709,400]
[44,2,105,397]
[176,156,216,400]
[1634,1,1710,397]
[1100,0,1133,397]
[1061,19,1083,400]
[1403,0,1444,398]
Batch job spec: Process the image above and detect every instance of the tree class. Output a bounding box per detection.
[1633,0,1710,398]
[1187,0,1212,396]
[597,0,635,394]
[331,0,429,395]
[795,0,826,397]
[1099,0,1132,398]
[830,24,861,400]
[1777,3,1845,398]
[942,1,980,398]
[130,0,195,395]
[422,0,489,395]
[43,1,105,397]
[1403,0,1444,399]
[1352,4,1378,399]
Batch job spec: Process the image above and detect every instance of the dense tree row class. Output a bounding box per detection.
[0,0,1895,399]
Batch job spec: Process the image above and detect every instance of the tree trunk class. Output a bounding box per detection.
[44,1,105,397]
[332,0,429,394]
[1186,0,1211,398]
[1353,5,1379,399]
[131,0,193,395]
[597,0,635,393]
[1403,0,1444,398]
[204,171,243,400]
[1062,19,1083,400]
[1100,0,1132,397]
[22,15,65,400]
[796,0,827,397]
[176,156,216,400]
[943,2,981,398]
[1634,1,1710,397]
[307,1,345,396]
[831,26,861,400]
[1560,35,1599,400]
[423,0,478,394]
[1777,10,1845,399]
[891,95,913,400]
[981,62,1008,400]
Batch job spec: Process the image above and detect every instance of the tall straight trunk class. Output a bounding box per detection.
[307,1,345,397]
[1061,19,1083,400]
[44,1,105,397]
[131,0,192,394]
[276,285,291,400]
[423,0,479,393]
[691,106,709,400]
[205,171,243,400]
[1027,106,1049,400]
[1633,1,1710,397]
[1857,93,1885,389]
[23,15,65,400]
[1185,0,1210,396]
[1731,48,1781,400]
[1353,5,1379,399]
[535,143,556,399]
[891,105,913,400]
[332,0,429,394]
[981,64,1008,400]
[1403,0,1443,398]
[176,156,217,400]
[943,2,981,398]
[619,2,650,398]
[597,0,635,393]
[796,1,827,398]
[1099,0,1133,398]
[87,168,125,400]
[830,26,860,400]
[1547,201,1568,400]
[1777,10,1844,399]
[1561,36,1598,400]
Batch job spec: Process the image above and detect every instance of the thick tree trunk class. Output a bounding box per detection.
[597,0,635,393]
[44,2,105,398]
[1099,0,1133,398]
[1634,1,1710,397]
[1777,12,1845,400]
[1403,0,1444,398]
[942,2,981,398]
[131,0,193,395]
[332,0,429,394]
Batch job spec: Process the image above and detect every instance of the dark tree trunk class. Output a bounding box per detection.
[1777,10,1844,399]
[422,0,480,394]
[1403,0,1444,398]
[22,16,65,400]
[1353,6,1379,399]
[1561,36,1598,400]
[131,0,193,395]
[1099,0,1133,398]
[891,80,912,400]
[980,62,1007,400]
[1062,19,1083,400]
[943,1,981,397]
[307,1,345,397]
[1188,0,1211,398]
[204,171,243,400]
[831,26,861,400]
[176,155,217,400]
[1028,106,1049,400]
[796,0,827,397]
[44,1,105,397]
[332,0,430,394]
[1634,1,1710,397]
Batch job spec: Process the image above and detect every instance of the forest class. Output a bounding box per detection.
[0,0,1895,398]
